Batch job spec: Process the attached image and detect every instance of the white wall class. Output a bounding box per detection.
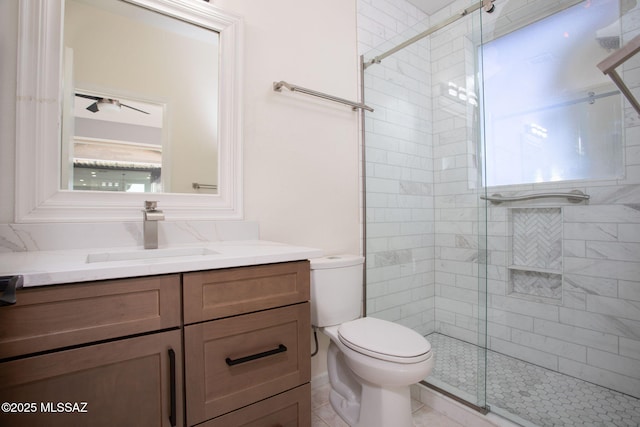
[213,0,361,255]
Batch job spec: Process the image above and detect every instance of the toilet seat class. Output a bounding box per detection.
[337,317,431,364]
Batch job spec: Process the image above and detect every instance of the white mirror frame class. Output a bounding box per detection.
[15,0,243,222]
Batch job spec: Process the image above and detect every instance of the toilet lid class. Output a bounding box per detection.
[338,317,432,364]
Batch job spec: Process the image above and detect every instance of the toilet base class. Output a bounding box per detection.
[329,380,413,427]
[355,382,413,427]
[327,343,414,427]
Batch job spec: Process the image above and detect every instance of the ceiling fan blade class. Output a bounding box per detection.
[121,103,150,114]
[86,102,99,113]
[75,93,101,101]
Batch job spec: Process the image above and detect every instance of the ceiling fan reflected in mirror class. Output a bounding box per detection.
[75,93,150,114]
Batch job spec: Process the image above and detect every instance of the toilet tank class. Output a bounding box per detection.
[309,255,365,327]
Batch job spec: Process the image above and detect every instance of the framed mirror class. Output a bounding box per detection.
[15,0,243,222]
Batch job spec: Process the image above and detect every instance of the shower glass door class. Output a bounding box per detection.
[361,0,489,410]
[361,0,640,424]
[478,1,640,425]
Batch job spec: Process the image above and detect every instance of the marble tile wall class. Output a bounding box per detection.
[429,0,484,347]
[358,0,435,335]
[432,0,640,398]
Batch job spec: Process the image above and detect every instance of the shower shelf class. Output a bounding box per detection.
[508,265,561,275]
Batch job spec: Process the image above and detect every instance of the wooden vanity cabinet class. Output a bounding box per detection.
[0,260,312,427]
[183,261,311,427]
[0,275,183,427]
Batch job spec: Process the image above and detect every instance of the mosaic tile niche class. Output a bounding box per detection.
[509,208,563,302]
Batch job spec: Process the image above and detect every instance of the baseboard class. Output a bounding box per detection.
[413,383,521,427]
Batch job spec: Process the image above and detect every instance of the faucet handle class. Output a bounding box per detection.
[144,200,158,211]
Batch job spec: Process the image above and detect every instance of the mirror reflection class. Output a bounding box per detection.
[68,91,164,192]
[62,0,220,194]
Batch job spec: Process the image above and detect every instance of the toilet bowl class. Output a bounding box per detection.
[310,255,434,427]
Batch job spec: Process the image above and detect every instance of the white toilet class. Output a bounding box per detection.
[310,255,434,427]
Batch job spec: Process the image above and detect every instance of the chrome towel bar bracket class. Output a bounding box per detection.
[273,81,374,112]
[480,189,590,205]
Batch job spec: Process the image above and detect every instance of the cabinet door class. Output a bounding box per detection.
[184,303,310,425]
[0,330,183,427]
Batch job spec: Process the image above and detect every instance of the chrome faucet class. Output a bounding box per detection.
[143,201,164,249]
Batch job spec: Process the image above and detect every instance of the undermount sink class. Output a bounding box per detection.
[86,247,219,263]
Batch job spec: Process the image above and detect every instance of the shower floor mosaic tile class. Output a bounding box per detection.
[426,333,640,427]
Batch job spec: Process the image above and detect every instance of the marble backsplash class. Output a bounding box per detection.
[0,221,259,253]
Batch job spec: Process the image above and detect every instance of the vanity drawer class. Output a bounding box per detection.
[200,384,311,427]
[0,275,181,359]
[184,303,310,425]
[183,261,310,323]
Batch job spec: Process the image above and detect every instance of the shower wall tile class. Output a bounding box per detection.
[620,280,640,302]
[563,274,618,297]
[435,308,456,325]
[564,257,640,282]
[533,318,619,354]
[487,308,534,332]
[512,329,587,363]
[489,337,559,371]
[435,296,473,317]
[586,295,640,322]
[490,294,560,322]
[437,321,479,345]
[564,222,618,241]
[438,284,478,305]
[588,348,640,379]
[454,312,479,333]
[563,240,585,257]
[559,307,640,341]
[620,337,640,360]
[586,241,640,262]
[360,0,434,334]
[486,321,511,341]
[562,291,587,310]
[564,204,640,223]
[619,223,640,242]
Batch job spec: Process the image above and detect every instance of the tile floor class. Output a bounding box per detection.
[427,333,640,427]
[311,382,465,427]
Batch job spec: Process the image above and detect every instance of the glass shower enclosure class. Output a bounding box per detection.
[361,0,640,425]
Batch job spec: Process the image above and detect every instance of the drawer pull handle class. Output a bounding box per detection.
[225,344,288,366]
[168,348,176,427]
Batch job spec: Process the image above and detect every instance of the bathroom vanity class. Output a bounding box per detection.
[0,242,319,427]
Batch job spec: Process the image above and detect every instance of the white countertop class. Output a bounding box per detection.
[0,240,323,287]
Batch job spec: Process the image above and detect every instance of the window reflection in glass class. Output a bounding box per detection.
[482,0,623,187]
